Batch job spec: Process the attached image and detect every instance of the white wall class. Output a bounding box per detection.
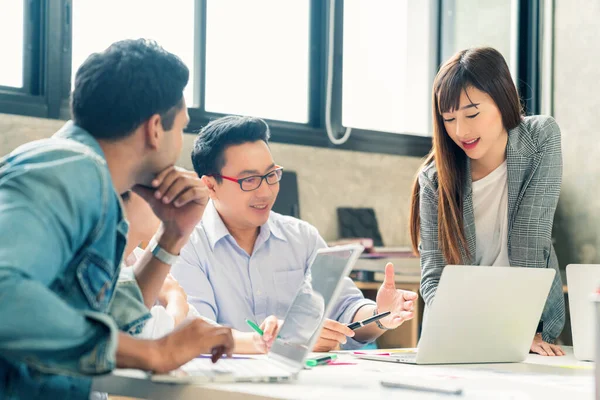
[0,113,424,245]
[552,0,600,265]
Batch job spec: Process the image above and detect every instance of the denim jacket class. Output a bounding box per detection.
[0,122,150,399]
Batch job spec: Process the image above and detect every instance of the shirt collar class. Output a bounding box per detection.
[53,120,107,160]
[202,201,233,251]
[267,217,287,242]
[252,216,288,254]
[202,201,288,251]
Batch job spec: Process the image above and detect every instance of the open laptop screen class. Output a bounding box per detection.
[269,245,363,366]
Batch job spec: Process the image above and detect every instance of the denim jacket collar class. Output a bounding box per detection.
[53,121,128,237]
[53,121,107,160]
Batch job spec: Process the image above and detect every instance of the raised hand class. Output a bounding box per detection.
[375,263,418,329]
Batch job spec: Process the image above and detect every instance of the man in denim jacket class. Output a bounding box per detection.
[0,39,233,399]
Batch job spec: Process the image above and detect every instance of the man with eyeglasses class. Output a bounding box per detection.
[171,115,418,353]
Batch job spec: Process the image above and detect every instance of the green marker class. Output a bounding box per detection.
[305,354,337,367]
[245,319,264,336]
[246,318,282,340]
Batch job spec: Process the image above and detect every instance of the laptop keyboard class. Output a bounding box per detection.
[392,353,418,363]
[182,358,290,379]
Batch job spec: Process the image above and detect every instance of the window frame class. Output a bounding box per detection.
[439,0,543,116]
[0,0,545,156]
[0,0,71,119]
[185,0,434,157]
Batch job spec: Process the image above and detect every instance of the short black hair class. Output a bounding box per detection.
[191,116,271,181]
[71,39,189,140]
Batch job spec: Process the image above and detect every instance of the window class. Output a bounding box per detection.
[204,0,310,123]
[440,0,518,78]
[71,0,197,106]
[440,0,543,114]
[341,0,436,136]
[0,0,24,88]
[1,0,544,156]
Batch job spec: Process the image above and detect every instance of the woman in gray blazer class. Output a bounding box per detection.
[409,47,565,356]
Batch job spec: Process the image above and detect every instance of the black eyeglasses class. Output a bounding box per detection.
[209,166,284,192]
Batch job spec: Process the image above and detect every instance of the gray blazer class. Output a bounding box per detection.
[418,115,565,343]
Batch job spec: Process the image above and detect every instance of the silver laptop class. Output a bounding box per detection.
[152,244,364,383]
[566,264,600,361]
[356,265,555,365]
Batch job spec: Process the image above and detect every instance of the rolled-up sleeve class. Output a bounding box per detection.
[108,267,152,336]
[332,279,375,350]
[305,228,376,349]
[0,269,120,375]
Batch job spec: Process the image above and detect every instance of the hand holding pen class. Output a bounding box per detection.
[246,316,282,353]
[247,311,393,354]
[346,311,391,330]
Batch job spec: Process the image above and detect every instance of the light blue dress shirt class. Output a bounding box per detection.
[171,201,375,349]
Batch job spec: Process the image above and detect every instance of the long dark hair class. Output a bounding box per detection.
[409,47,522,264]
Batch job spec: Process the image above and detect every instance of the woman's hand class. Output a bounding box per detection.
[530,333,565,356]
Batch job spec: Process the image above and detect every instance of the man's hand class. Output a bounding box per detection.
[251,315,282,353]
[117,319,234,374]
[151,319,234,373]
[313,319,355,352]
[157,274,189,326]
[375,263,418,329]
[530,333,565,356]
[133,166,209,254]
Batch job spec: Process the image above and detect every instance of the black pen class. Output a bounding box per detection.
[381,380,463,396]
[347,311,391,330]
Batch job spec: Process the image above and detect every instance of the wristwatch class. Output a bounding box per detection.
[150,242,179,265]
[374,308,394,330]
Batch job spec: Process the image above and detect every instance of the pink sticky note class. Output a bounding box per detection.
[353,351,391,356]
[327,360,358,366]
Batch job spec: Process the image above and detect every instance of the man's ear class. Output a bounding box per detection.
[201,175,218,200]
[144,114,163,150]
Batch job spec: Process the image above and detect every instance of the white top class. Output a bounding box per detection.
[472,161,510,266]
[126,247,211,340]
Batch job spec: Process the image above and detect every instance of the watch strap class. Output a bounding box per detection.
[374,308,394,330]
[150,241,179,265]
